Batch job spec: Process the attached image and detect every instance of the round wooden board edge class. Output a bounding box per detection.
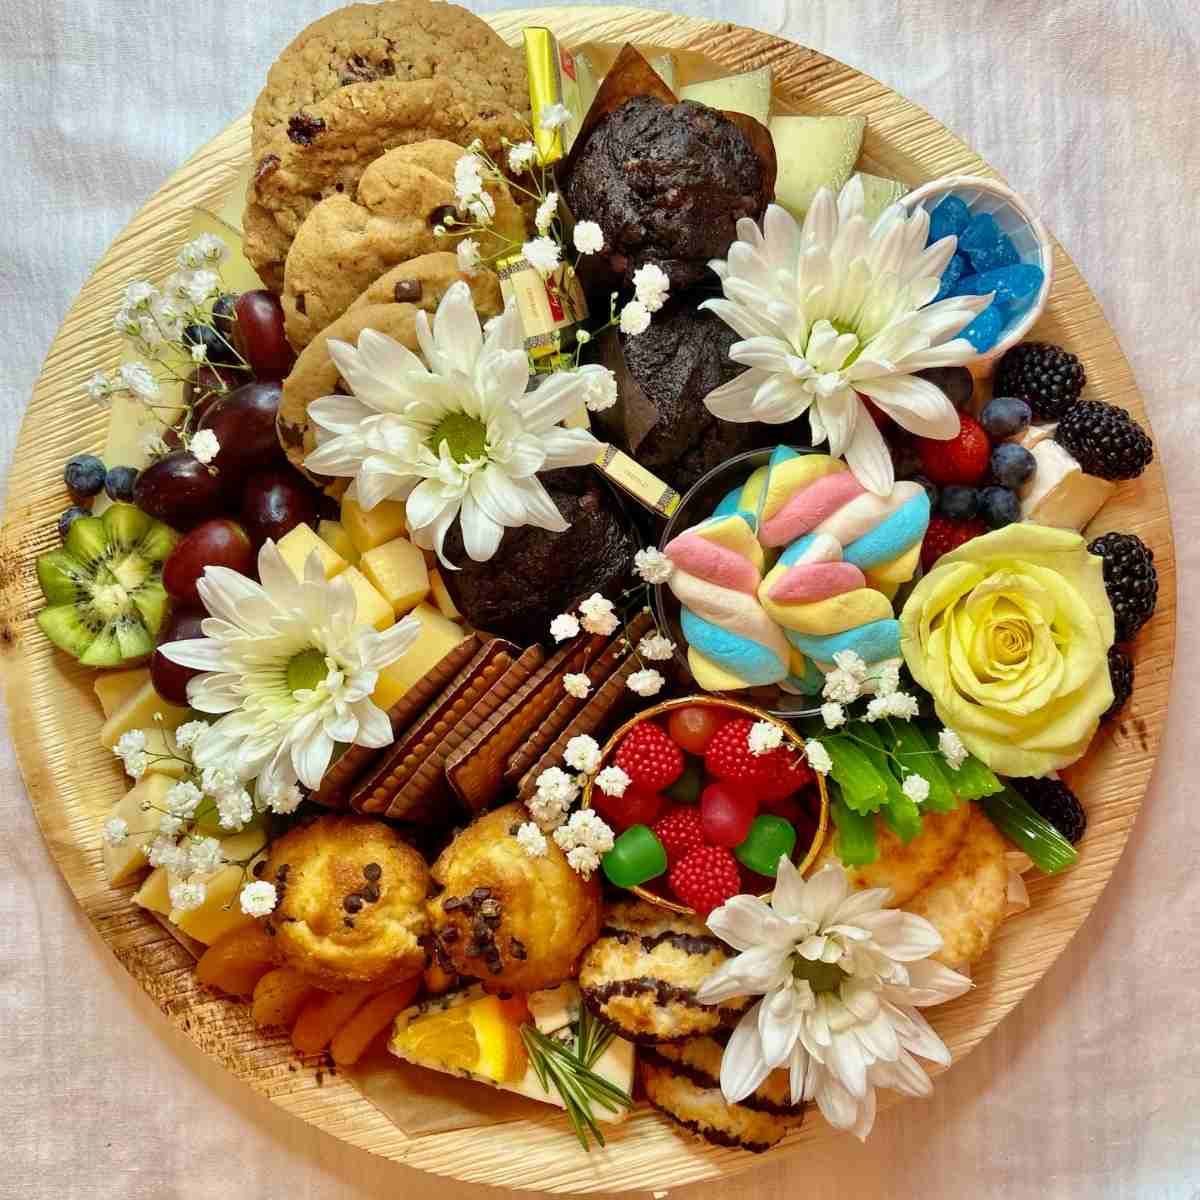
[0,6,1176,1194]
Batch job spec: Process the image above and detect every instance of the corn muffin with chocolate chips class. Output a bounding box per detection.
[427,803,602,993]
[262,814,430,991]
[578,899,751,1044]
[641,1036,804,1153]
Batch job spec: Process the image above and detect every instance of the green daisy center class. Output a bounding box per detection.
[429,412,488,463]
[792,957,847,995]
[286,647,329,694]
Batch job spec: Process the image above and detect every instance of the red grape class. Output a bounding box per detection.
[197,380,285,485]
[162,518,255,606]
[182,364,239,423]
[151,607,207,706]
[700,782,758,847]
[592,785,664,833]
[133,451,224,530]
[667,705,730,755]
[240,467,320,546]
[234,290,295,379]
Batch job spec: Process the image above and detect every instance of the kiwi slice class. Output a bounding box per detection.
[36,502,178,667]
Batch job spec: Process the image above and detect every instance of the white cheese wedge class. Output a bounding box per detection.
[1012,421,1058,449]
[680,66,772,126]
[1020,439,1115,530]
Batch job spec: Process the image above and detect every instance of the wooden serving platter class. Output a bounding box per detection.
[0,6,1175,1193]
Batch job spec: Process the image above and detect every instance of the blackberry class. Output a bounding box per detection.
[1055,400,1154,481]
[994,341,1085,420]
[1103,646,1134,722]
[1088,532,1158,640]
[1012,776,1086,844]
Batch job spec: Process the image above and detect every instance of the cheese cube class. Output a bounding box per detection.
[142,727,187,779]
[103,774,174,885]
[372,603,470,709]
[277,522,348,580]
[318,519,360,565]
[186,208,264,293]
[341,566,395,631]
[173,853,268,945]
[428,568,462,621]
[133,866,172,915]
[361,538,430,615]
[341,497,408,553]
[100,681,191,749]
[94,666,150,719]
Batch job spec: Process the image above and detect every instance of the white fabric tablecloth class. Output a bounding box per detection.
[2,1,1198,1196]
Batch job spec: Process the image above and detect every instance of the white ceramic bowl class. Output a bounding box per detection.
[901,174,1054,371]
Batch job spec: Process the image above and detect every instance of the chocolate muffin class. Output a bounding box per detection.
[438,468,636,644]
[564,95,771,291]
[600,298,755,495]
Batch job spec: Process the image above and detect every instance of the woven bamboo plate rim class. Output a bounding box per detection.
[0,6,1175,1193]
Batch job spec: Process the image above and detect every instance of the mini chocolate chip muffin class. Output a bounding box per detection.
[263,814,430,991]
[578,899,751,1044]
[641,1036,804,1153]
[427,803,602,992]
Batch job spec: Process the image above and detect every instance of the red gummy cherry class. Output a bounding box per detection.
[591,784,664,833]
[700,782,758,848]
[667,705,730,755]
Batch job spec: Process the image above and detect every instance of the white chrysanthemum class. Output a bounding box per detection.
[84,370,113,405]
[516,821,548,858]
[239,880,278,917]
[595,765,630,797]
[902,773,931,803]
[103,817,128,846]
[702,176,992,494]
[116,361,159,400]
[177,233,227,269]
[456,237,481,273]
[174,721,207,750]
[698,861,971,1140]
[821,702,846,730]
[303,284,602,566]
[822,668,861,704]
[748,720,784,755]
[540,102,572,130]
[169,878,206,913]
[159,541,420,802]
[577,364,617,412]
[535,191,559,234]
[508,141,537,172]
[578,593,618,636]
[573,221,604,255]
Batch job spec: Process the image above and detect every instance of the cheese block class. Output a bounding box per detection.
[371,603,470,709]
[141,727,187,780]
[770,115,866,219]
[340,566,395,631]
[136,826,267,923]
[170,827,269,944]
[100,680,191,749]
[188,208,263,294]
[203,161,256,234]
[1019,439,1115,531]
[318,519,359,565]
[680,66,771,126]
[103,774,174,886]
[277,522,348,580]
[361,537,430,615]
[94,666,150,719]
[428,568,462,621]
[341,497,408,553]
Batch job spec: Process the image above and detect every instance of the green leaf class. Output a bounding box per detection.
[980,787,1078,873]
[831,794,878,865]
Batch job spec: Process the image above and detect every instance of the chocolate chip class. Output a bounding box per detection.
[392,278,422,303]
[295,292,306,315]
[343,894,364,914]
[361,883,381,904]
[478,898,501,918]
[469,887,492,903]
[287,113,326,146]
[481,913,501,930]
[508,823,522,836]
[428,204,458,230]
[509,938,527,960]
[442,895,466,912]
[363,863,382,882]
[254,154,280,185]
[252,860,265,878]
[343,917,355,929]
[439,926,459,944]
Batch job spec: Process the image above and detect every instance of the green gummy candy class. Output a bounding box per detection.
[602,824,668,888]
[665,762,703,805]
[734,815,797,877]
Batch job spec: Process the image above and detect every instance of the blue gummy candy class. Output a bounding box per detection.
[1001,290,1037,323]
[960,212,1003,256]
[967,232,1020,273]
[956,263,1044,305]
[959,304,1004,352]
[933,252,970,302]
[928,195,971,244]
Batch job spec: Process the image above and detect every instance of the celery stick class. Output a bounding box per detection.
[818,734,889,814]
[856,724,924,843]
[889,721,959,812]
[831,796,878,865]
[881,791,922,843]
[981,787,1078,873]
[944,752,1004,800]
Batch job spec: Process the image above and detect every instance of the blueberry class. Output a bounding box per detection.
[58,506,90,539]
[183,321,239,368]
[917,366,974,410]
[64,453,107,499]
[911,475,939,507]
[938,485,979,520]
[211,293,239,340]
[979,485,1021,529]
[104,465,139,502]
[990,442,1037,488]
[980,396,1032,439]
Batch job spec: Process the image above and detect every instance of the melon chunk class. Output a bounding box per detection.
[680,66,772,126]
[770,115,866,218]
[360,537,430,615]
[100,680,191,749]
[858,173,906,222]
[372,603,469,709]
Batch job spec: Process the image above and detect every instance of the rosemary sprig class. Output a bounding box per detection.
[520,1004,633,1150]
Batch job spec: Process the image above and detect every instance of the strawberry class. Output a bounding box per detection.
[668,844,741,915]
[920,515,988,572]
[653,806,707,866]
[591,784,663,833]
[614,721,684,792]
[704,718,814,800]
[916,413,991,485]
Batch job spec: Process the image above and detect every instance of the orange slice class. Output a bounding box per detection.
[394,993,529,1084]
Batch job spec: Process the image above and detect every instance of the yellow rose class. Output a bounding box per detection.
[900,524,1115,777]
